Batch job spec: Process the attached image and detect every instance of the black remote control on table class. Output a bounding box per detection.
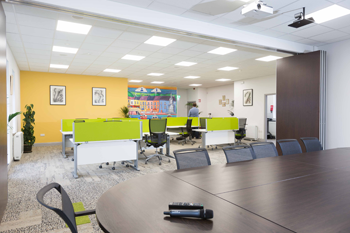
[169,202,204,210]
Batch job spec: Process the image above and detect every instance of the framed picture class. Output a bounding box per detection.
[222,95,226,101]
[50,85,66,105]
[92,87,106,106]
[222,102,226,107]
[219,99,222,105]
[243,89,253,106]
[226,99,229,104]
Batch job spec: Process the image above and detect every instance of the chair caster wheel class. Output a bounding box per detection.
[159,162,162,165]
[72,158,74,161]
[126,164,129,167]
[212,148,214,150]
[198,146,200,148]
[215,147,217,149]
[207,146,209,148]
[145,161,148,164]
[99,165,102,169]
[106,162,109,165]
[112,167,115,170]
[168,159,171,163]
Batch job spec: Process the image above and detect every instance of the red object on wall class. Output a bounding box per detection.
[270,105,274,113]
[198,99,201,103]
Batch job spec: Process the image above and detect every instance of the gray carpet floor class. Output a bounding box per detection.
[0,138,241,232]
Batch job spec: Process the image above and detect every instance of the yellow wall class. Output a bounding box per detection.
[20,71,128,143]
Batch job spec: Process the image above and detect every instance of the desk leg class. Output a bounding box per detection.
[201,133,206,149]
[73,144,78,179]
[129,141,140,171]
[62,134,67,158]
[233,130,237,146]
[165,134,174,159]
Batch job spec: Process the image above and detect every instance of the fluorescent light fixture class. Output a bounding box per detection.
[184,76,200,79]
[151,81,164,84]
[129,80,143,83]
[256,55,282,62]
[218,66,238,71]
[175,61,197,67]
[56,20,92,35]
[50,64,69,69]
[122,54,145,61]
[103,69,121,73]
[144,36,176,46]
[306,5,350,24]
[52,46,78,54]
[208,47,237,55]
[189,84,202,86]
[148,73,164,76]
[216,79,232,82]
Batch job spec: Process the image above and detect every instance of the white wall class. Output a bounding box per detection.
[206,84,234,117]
[234,75,276,140]
[177,89,188,117]
[320,39,350,149]
[197,87,207,117]
[6,46,21,165]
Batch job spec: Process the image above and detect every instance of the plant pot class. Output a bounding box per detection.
[23,144,32,153]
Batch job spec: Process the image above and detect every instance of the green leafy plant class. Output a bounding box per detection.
[120,106,130,118]
[21,104,36,146]
[7,111,21,129]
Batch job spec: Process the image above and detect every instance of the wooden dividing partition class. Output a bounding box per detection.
[276,51,321,154]
[0,3,7,221]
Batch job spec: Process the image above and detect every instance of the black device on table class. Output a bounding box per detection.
[169,202,204,210]
[165,202,213,219]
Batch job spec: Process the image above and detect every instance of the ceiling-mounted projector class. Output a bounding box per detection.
[241,1,273,19]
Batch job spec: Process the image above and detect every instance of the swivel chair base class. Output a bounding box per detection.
[145,148,171,165]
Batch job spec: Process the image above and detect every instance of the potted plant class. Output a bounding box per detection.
[120,106,130,118]
[8,111,21,129]
[21,104,35,153]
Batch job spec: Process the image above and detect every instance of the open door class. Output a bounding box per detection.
[276,51,325,154]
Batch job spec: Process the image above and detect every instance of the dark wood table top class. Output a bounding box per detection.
[96,148,350,233]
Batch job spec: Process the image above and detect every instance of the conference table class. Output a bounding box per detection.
[95,148,350,233]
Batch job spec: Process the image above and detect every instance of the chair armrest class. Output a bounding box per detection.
[75,209,96,217]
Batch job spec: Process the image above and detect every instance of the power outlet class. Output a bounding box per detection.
[40,134,45,137]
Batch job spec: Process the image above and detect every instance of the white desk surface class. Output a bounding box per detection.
[61,130,73,135]
[167,125,198,128]
[69,138,142,145]
[192,129,207,133]
[143,132,179,136]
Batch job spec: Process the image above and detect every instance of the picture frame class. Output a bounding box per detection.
[222,102,226,107]
[92,87,106,106]
[50,85,66,105]
[243,89,253,106]
[226,99,229,104]
[219,99,222,105]
[222,95,226,101]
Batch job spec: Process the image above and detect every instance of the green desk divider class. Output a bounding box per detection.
[189,117,199,127]
[62,119,106,132]
[74,121,141,142]
[207,118,239,131]
[167,117,199,127]
[120,119,149,133]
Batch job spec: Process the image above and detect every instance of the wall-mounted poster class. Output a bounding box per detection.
[92,87,106,106]
[128,85,177,119]
[222,102,226,107]
[219,99,222,105]
[222,95,226,101]
[50,85,66,105]
[226,99,230,104]
[243,89,253,106]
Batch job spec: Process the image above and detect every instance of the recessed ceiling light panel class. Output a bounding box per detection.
[151,81,164,84]
[256,55,282,62]
[148,73,164,76]
[216,79,231,82]
[189,84,202,86]
[50,64,69,69]
[306,5,350,24]
[218,66,238,71]
[56,20,92,35]
[53,46,78,54]
[184,76,200,79]
[129,80,143,83]
[144,36,176,46]
[208,47,237,55]
[175,61,197,66]
[104,69,121,73]
[122,55,145,61]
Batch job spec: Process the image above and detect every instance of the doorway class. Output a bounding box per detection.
[265,94,276,144]
[186,101,196,116]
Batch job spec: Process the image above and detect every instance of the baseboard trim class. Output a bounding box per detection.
[33,142,61,147]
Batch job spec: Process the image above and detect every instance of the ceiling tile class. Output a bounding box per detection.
[23,42,51,51]
[292,25,333,38]
[88,27,123,39]
[6,23,19,34]
[19,25,54,38]
[177,50,203,57]
[167,40,197,49]
[148,1,187,15]
[134,44,163,52]
[310,30,349,42]
[6,32,21,42]
[53,39,82,48]
[5,12,16,24]
[16,13,56,30]
[80,43,108,52]
[278,34,304,42]
[321,14,350,29]
[111,39,141,49]
[25,48,51,56]
[84,36,115,46]
[21,35,53,45]
[8,40,23,48]
[55,31,86,42]
[108,0,153,8]
[259,29,286,37]
[158,47,184,54]
[340,25,350,33]
[118,31,152,42]
[156,0,202,9]
[104,46,132,54]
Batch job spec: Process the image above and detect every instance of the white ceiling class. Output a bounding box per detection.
[105,0,350,47]
[3,2,292,88]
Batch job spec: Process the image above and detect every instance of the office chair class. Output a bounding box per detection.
[250,142,278,159]
[178,119,196,146]
[300,137,323,152]
[37,183,96,233]
[235,118,247,144]
[173,148,211,170]
[145,118,169,165]
[200,118,207,129]
[223,145,256,163]
[277,139,302,155]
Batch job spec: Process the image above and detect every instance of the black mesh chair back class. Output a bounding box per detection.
[173,148,211,170]
[148,118,167,147]
[300,137,323,152]
[250,142,278,159]
[200,118,207,129]
[36,183,95,233]
[186,119,193,135]
[277,139,302,155]
[238,118,247,129]
[223,145,256,163]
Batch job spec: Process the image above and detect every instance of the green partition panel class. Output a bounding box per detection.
[207,118,239,131]
[189,117,199,127]
[167,117,188,126]
[120,119,149,133]
[62,119,105,132]
[74,121,141,142]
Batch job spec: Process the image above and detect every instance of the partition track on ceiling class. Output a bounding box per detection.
[4,0,298,55]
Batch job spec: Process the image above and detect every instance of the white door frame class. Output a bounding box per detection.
[264,93,276,142]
